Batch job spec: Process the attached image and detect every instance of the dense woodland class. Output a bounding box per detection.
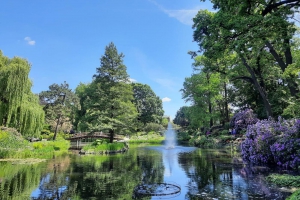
[174,0,300,130]
[0,42,166,142]
[172,0,300,171]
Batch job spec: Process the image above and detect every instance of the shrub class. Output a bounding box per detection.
[241,117,300,169]
[230,108,258,134]
[177,132,191,141]
[33,142,44,149]
[266,174,300,187]
[83,142,126,151]
[287,189,300,200]
[143,123,164,133]
[161,118,169,128]
[191,136,216,148]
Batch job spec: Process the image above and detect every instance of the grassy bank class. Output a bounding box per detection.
[266,174,300,199]
[82,139,127,153]
[129,131,164,144]
[0,128,70,159]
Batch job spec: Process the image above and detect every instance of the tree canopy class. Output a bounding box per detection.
[132,83,164,126]
[76,42,138,142]
[0,51,44,136]
[39,81,79,140]
[175,0,300,131]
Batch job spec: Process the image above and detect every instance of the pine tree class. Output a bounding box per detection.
[79,43,137,142]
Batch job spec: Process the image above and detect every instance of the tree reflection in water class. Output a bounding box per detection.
[0,147,293,199]
[178,149,291,200]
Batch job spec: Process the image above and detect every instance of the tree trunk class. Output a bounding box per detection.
[265,40,298,97]
[208,98,213,127]
[53,116,61,140]
[240,55,273,117]
[109,129,114,143]
[224,82,230,123]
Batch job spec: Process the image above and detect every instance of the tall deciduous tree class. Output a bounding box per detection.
[182,70,222,128]
[132,83,164,127]
[173,106,190,128]
[0,51,44,136]
[192,7,300,117]
[79,42,138,142]
[39,81,79,140]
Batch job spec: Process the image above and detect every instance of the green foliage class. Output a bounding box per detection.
[173,106,190,127]
[161,118,169,128]
[33,142,43,149]
[266,174,300,187]
[75,43,138,142]
[0,128,70,159]
[0,128,29,149]
[0,51,44,137]
[39,81,80,140]
[132,83,164,126]
[177,132,191,141]
[143,123,164,133]
[190,1,300,120]
[129,133,164,144]
[190,136,216,148]
[83,142,126,151]
[181,68,224,129]
[287,189,300,200]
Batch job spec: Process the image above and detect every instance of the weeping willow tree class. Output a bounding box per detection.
[0,51,44,137]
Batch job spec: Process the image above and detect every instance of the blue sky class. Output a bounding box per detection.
[0,0,213,119]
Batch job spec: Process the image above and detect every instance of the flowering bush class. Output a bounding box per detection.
[241,117,300,169]
[230,108,258,134]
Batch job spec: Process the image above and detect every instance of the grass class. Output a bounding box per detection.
[83,142,126,152]
[287,189,300,200]
[0,128,70,159]
[266,174,300,200]
[129,132,164,144]
[129,138,164,144]
[266,174,300,187]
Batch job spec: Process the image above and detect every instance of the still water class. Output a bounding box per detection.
[0,128,294,199]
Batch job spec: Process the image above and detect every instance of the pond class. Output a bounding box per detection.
[0,127,294,199]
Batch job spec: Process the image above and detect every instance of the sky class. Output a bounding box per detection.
[0,0,214,119]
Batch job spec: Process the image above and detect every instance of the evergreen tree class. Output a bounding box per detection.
[39,81,79,140]
[78,42,137,142]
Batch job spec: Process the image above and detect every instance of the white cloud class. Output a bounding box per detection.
[162,97,171,102]
[148,0,199,25]
[129,78,137,83]
[24,37,36,45]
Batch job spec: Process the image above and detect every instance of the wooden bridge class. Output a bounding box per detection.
[67,132,124,149]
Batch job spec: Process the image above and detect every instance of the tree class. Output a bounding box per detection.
[192,7,300,117]
[78,42,138,142]
[173,106,190,128]
[39,81,79,140]
[0,51,44,136]
[131,83,164,127]
[181,70,222,128]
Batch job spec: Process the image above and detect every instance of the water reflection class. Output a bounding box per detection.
[178,149,291,200]
[0,147,293,199]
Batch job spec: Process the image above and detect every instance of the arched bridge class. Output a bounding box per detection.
[67,132,124,149]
